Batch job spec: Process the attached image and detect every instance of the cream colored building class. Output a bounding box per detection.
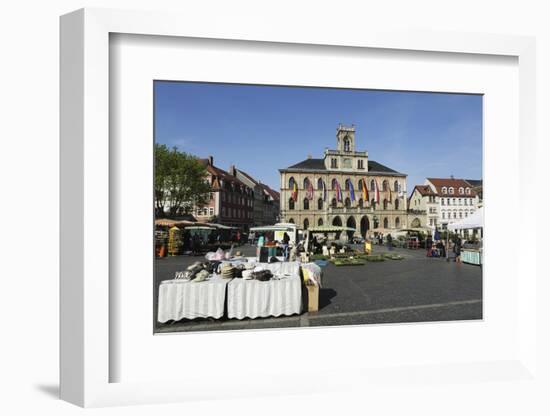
[279,125,408,238]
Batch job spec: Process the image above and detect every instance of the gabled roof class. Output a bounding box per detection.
[199,158,248,189]
[281,158,405,176]
[411,185,437,197]
[367,161,401,174]
[259,183,280,201]
[426,178,477,197]
[235,168,259,186]
[286,158,326,170]
[465,179,483,187]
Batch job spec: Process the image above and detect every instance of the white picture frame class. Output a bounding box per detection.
[60,7,539,408]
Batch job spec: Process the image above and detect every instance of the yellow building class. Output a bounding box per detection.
[279,125,408,238]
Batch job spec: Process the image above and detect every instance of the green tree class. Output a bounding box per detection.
[154,144,211,217]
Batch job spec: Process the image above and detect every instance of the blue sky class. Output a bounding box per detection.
[154,81,482,192]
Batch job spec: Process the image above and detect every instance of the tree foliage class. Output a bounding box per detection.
[154,144,211,217]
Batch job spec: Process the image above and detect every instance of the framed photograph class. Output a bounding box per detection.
[60,8,538,408]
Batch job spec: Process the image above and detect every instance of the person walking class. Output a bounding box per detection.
[454,234,462,264]
[426,234,433,257]
[386,233,393,251]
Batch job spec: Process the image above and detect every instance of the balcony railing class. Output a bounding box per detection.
[407,209,426,215]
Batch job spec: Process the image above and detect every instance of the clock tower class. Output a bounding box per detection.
[336,124,356,153]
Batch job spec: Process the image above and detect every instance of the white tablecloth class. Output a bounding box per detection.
[157,275,230,322]
[227,261,302,319]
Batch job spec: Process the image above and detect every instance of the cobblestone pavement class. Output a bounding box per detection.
[154,244,482,333]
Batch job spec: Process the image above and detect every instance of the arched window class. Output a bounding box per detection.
[358,179,363,191]
[318,198,323,210]
[459,211,463,219]
[382,180,389,191]
[383,199,388,210]
[288,176,295,189]
[395,217,400,228]
[453,211,457,219]
[449,187,454,195]
[344,138,350,152]
[345,179,351,191]
[303,198,309,210]
[371,199,376,210]
[331,198,337,208]
[358,198,364,208]
[394,198,399,210]
[331,178,338,190]
[394,180,399,192]
[288,198,295,210]
[370,180,376,191]
[383,217,388,228]
[318,218,323,226]
[303,218,309,230]
[303,177,310,190]
[288,218,294,224]
[442,187,447,194]
[442,212,446,219]
[459,187,464,195]
[317,178,323,190]
[345,197,351,208]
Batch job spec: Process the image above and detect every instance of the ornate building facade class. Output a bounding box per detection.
[279,125,408,238]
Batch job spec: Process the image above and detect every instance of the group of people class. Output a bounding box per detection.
[373,233,394,251]
[425,234,463,262]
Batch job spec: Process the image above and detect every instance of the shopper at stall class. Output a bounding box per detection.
[256,233,265,257]
[282,231,290,261]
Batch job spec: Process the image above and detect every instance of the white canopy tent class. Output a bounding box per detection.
[447,207,484,231]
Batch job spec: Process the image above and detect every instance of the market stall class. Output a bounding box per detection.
[227,261,303,319]
[156,250,322,323]
[157,275,230,322]
[448,207,484,265]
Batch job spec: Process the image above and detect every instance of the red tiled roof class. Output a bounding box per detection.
[426,178,477,197]
[412,185,437,197]
[198,159,248,189]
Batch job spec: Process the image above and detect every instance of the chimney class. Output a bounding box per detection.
[230,164,236,176]
[208,155,213,166]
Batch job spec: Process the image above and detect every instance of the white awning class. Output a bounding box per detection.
[447,207,484,230]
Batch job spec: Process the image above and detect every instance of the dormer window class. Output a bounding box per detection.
[449,187,454,194]
[442,187,447,194]
[459,187,464,195]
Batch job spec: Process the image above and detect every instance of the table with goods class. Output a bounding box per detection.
[157,247,323,323]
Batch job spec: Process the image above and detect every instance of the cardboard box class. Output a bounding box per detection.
[306,284,319,312]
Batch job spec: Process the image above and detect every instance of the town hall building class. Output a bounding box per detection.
[279,125,408,238]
